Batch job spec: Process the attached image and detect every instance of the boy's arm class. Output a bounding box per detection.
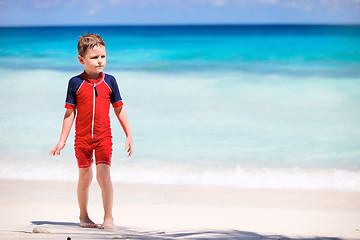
[114,106,133,157]
[49,109,76,156]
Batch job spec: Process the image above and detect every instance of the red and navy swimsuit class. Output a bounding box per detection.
[65,72,123,146]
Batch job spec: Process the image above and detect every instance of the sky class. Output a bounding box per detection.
[0,0,360,26]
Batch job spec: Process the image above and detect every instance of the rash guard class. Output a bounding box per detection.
[65,72,123,143]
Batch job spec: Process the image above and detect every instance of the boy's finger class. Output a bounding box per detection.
[49,148,55,156]
[128,146,133,157]
[125,143,131,151]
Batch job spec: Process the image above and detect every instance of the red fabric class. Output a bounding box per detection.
[112,101,123,108]
[65,103,76,110]
[75,137,113,168]
[74,75,113,141]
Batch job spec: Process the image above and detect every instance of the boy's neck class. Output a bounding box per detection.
[83,71,102,80]
[82,71,104,84]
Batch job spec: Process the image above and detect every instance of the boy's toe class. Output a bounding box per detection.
[99,222,114,230]
[79,218,98,228]
[80,223,98,228]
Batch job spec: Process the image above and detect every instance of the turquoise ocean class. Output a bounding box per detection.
[0,25,360,190]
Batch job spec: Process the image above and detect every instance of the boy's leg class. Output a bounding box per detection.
[78,166,98,228]
[96,164,114,229]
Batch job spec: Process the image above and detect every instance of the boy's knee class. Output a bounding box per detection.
[96,167,111,187]
[79,168,93,185]
[84,174,93,184]
[97,173,110,186]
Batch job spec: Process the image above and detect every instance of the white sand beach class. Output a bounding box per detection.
[0,179,359,240]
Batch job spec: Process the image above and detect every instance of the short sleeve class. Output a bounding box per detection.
[104,74,123,108]
[65,76,83,109]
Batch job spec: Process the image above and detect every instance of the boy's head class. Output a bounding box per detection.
[77,33,105,57]
[78,33,106,78]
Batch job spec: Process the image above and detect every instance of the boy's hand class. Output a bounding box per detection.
[125,136,133,157]
[49,141,66,156]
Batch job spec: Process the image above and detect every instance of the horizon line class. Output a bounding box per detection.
[1,23,360,28]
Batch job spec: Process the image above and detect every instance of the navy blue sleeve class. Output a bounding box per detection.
[65,75,83,109]
[104,74,122,105]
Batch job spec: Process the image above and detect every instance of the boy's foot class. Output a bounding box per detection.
[99,218,114,230]
[80,217,98,228]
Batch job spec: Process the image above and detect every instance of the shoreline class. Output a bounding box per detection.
[1,179,360,239]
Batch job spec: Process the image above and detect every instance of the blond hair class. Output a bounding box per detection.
[77,33,105,57]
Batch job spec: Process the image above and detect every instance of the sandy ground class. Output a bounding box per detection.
[0,179,359,240]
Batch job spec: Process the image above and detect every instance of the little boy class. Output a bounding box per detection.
[49,33,133,229]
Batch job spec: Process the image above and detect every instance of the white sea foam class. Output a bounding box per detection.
[111,164,360,191]
[0,160,359,191]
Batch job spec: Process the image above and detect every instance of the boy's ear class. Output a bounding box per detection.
[78,55,85,65]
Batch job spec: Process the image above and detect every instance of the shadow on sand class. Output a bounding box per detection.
[31,221,343,240]
[32,221,79,227]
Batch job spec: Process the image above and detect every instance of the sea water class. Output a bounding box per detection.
[0,25,360,190]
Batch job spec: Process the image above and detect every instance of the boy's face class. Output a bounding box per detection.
[78,45,106,78]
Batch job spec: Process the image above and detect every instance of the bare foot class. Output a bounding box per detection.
[99,218,114,230]
[80,216,98,228]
